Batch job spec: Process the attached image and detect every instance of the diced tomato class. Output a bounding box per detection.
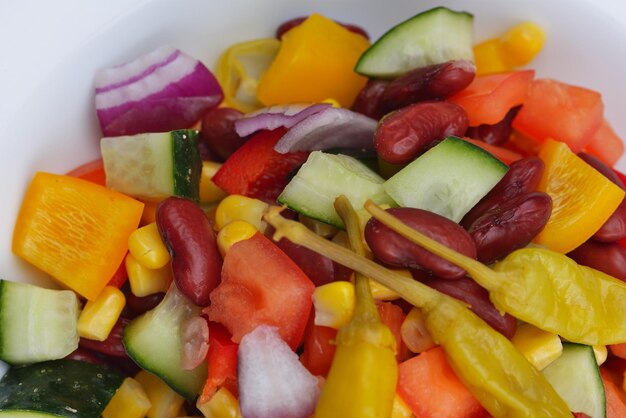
[206,232,315,350]
[66,158,106,186]
[376,301,410,361]
[199,322,239,403]
[397,347,489,418]
[300,315,337,377]
[584,119,624,167]
[600,367,626,418]
[462,137,524,165]
[107,257,128,288]
[609,343,626,360]
[212,129,309,202]
[512,78,604,153]
[448,70,534,126]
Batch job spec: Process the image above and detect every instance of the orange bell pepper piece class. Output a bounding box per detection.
[257,13,369,108]
[13,172,144,300]
[534,139,625,253]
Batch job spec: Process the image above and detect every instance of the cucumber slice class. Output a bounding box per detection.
[0,359,123,418]
[101,129,202,201]
[277,151,396,228]
[355,7,474,78]
[123,286,207,401]
[383,136,508,222]
[542,343,606,418]
[0,280,79,364]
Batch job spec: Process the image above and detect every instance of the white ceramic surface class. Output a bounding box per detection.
[1,0,626,289]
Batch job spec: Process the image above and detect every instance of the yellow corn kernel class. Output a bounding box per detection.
[217,220,258,256]
[126,253,172,297]
[401,307,436,354]
[128,222,170,270]
[214,194,268,232]
[593,345,608,366]
[500,22,546,67]
[135,370,185,418]
[196,386,243,418]
[473,38,509,76]
[78,286,125,341]
[370,269,411,301]
[321,98,341,108]
[390,393,413,418]
[102,377,152,418]
[299,214,339,238]
[313,281,355,329]
[200,161,229,205]
[511,323,563,370]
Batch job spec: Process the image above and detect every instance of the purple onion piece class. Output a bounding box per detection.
[234,103,332,137]
[274,107,377,153]
[95,46,223,137]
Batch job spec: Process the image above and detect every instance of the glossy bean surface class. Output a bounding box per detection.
[365,207,476,279]
[79,317,130,358]
[125,291,165,317]
[157,197,222,306]
[466,106,521,146]
[201,107,245,161]
[469,192,552,264]
[351,79,390,120]
[380,60,476,114]
[416,273,517,339]
[461,156,545,229]
[568,240,626,282]
[374,101,469,164]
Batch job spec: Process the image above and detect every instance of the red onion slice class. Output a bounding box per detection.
[274,107,377,153]
[95,46,223,137]
[234,103,332,137]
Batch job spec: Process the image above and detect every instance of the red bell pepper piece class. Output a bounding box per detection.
[300,315,337,377]
[66,158,107,186]
[107,256,128,289]
[199,322,239,404]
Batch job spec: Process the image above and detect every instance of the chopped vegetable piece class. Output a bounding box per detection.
[197,386,242,418]
[535,138,625,253]
[66,158,106,186]
[300,321,337,377]
[102,377,151,418]
[257,14,370,107]
[511,323,563,370]
[199,322,239,404]
[77,286,126,342]
[12,172,144,300]
[134,370,185,418]
[584,119,625,167]
[462,137,523,165]
[600,368,626,418]
[234,103,331,138]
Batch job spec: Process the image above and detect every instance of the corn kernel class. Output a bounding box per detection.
[370,269,410,301]
[321,98,341,108]
[128,222,170,270]
[126,253,172,297]
[391,393,413,418]
[299,214,339,238]
[200,161,229,205]
[593,345,608,366]
[511,323,563,370]
[196,386,243,418]
[78,286,126,341]
[401,307,436,354]
[135,370,185,418]
[313,281,355,329]
[473,38,509,76]
[102,377,152,418]
[500,21,546,67]
[217,220,258,257]
[215,194,269,232]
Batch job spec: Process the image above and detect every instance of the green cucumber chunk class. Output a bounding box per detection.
[542,343,606,418]
[123,286,207,401]
[278,151,396,228]
[383,136,508,222]
[0,359,124,418]
[101,129,201,201]
[355,6,474,78]
[0,280,79,364]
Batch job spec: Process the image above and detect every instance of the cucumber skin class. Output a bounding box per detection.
[172,129,202,201]
[0,359,123,418]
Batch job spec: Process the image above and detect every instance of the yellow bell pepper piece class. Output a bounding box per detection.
[216,220,258,257]
[196,386,243,418]
[126,253,172,297]
[257,14,370,108]
[216,38,281,113]
[512,323,563,370]
[535,138,625,253]
[200,161,229,205]
[128,222,170,270]
[77,286,125,341]
[135,370,186,418]
[313,281,356,329]
[102,377,152,418]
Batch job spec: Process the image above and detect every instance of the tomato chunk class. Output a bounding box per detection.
[199,322,239,403]
[584,119,624,167]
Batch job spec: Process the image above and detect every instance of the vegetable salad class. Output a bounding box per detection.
[3,6,626,418]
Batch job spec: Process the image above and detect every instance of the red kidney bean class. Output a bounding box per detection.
[374,101,469,164]
[79,317,130,358]
[568,240,626,282]
[466,106,521,146]
[365,207,477,279]
[415,272,517,339]
[468,192,552,264]
[125,291,165,317]
[157,197,223,306]
[461,156,545,229]
[578,152,626,242]
[380,60,476,114]
[201,107,245,161]
[351,79,390,120]
[275,16,370,40]
[65,347,106,365]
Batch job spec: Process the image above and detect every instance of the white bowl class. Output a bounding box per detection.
[1,0,626,285]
